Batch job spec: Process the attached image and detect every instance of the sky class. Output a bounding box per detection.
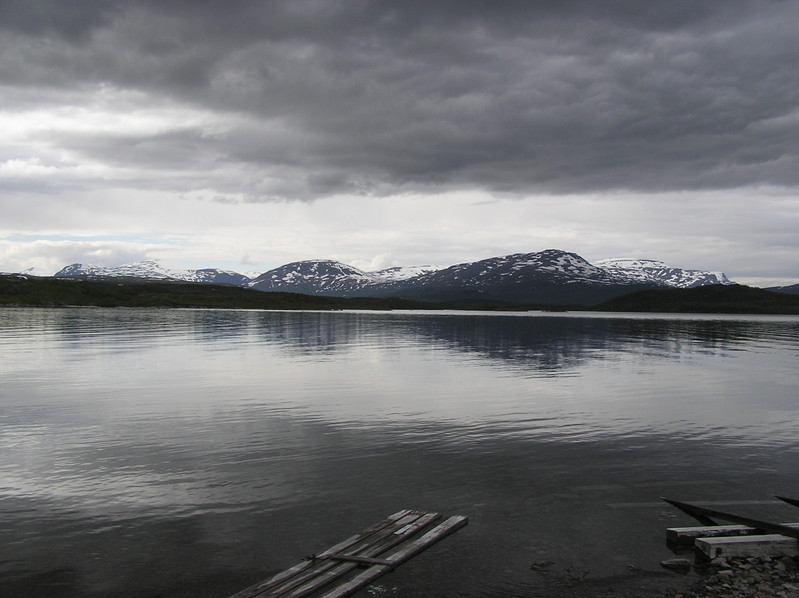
[1,1,798,286]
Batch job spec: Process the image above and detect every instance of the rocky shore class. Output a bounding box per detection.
[664,555,799,598]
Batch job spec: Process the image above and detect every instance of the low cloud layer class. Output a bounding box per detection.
[1,1,798,284]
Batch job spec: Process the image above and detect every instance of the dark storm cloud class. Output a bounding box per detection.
[2,0,798,199]
[0,0,121,40]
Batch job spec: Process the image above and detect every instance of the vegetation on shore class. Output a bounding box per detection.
[0,275,580,311]
[0,275,432,310]
[3,275,799,314]
[593,283,799,314]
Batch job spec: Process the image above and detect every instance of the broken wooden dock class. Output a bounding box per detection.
[663,496,799,559]
[667,523,799,547]
[227,509,468,598]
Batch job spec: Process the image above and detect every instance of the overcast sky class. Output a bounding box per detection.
[1,1,798,285]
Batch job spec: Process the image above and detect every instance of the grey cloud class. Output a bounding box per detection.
[2,0,798,200]
[0,0,120,41]
[0,237,158,275]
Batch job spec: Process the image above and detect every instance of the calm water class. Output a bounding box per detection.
[1,308,798,597]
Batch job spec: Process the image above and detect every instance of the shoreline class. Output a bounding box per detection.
[662,555,799,598]
[518,555,799,598]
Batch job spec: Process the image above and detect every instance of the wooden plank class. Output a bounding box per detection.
[280,512,443,598]
[317,515,469,598]
[696,534,799,560]
[667,523,799,546]
[661,497,799,540]
[276,511,436,598]
[228,510,467,598]
[228,510,418,598]
[668,525,763,546]
[325,554,393,566]
[777,496,799,509]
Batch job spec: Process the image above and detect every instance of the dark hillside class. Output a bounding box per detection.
[393,281,657,306]
[5,276,799,314]
[0,275,434,310]
[767,283,799,296]
[594,284,799,314]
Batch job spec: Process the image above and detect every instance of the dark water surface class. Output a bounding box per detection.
[1,308,798,597]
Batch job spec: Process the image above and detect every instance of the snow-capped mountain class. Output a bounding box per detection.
[371,265,442,281]
[55,261,174,280]
[380,249,657,304]
[595,258,732,288]
[182,268,252,286]
[248,260,378,295]
[54,261,251,286]
[20,267,51,277]
[415,250,621,289]
[246,250,736,304]
[248,261,444,295]
[46,251,736,306]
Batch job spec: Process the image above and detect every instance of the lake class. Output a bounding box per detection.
[1,307,798,597]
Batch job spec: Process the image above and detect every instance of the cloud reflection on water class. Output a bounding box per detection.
[1,308,798,597]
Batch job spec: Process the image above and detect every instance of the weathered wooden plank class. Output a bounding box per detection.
[696,534,799,560]
[276,511,436,598]
[317,515,469,598]
[279,512,443,598]
[661,497,799,540]
[228,510,467,598]
[667,523,799,546]
[668,525,762,546]
[777,496,799,509]
[325,554,393,566]
[228,510,418,598]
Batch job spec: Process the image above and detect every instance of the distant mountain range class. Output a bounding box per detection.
[767,283,799,296]
[48,249,739,306]
[53,260,252,286]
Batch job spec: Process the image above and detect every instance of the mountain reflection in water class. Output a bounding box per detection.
[1,308,798,598]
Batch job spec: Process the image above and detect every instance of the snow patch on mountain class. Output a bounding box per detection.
[247,260,379,294]
[55,261,170,279]
[405,250,624,297]
[595,258,733,288]
[518,250,614,283]
[54,261,251,285]
[45,251,736,303]
[371,265,442,281]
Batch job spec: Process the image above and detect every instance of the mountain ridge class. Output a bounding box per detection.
[595,257,731,287]
[766,283,799,296]
[50,249,735,306]
[6,274,798,314]
[54,261,251,286]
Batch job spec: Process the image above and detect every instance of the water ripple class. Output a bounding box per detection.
[1,308,798,597]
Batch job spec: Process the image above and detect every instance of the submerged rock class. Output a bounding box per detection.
[661,559,692,573]
[663,556,799,597]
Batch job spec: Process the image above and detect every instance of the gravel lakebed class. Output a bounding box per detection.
[662,555,799,598]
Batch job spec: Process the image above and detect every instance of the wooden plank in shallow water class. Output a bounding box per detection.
[281,512,444,598]
[777,496,799,509]
[230,510,416,598]
[667,523,799,546]
[696,534,799,560]
[317,515,468,598]
[228,510,468,598]
[661,497,799,540]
